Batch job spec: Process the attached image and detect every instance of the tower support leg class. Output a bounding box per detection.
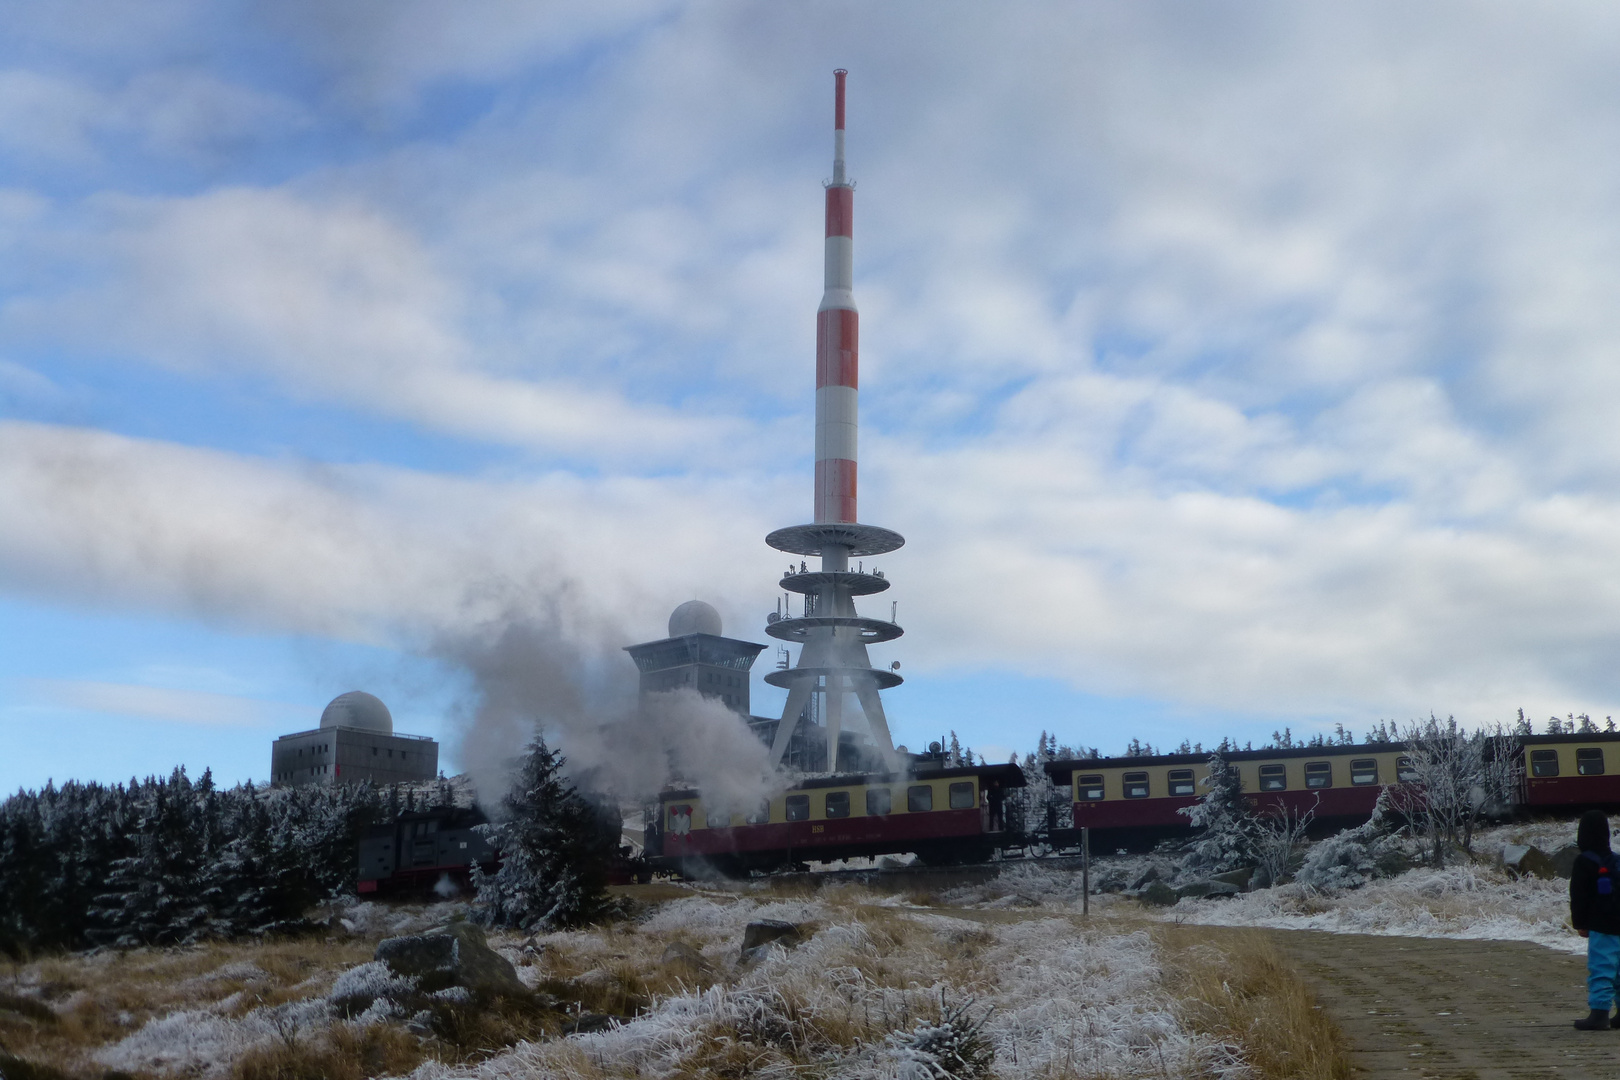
[825,674,845,773]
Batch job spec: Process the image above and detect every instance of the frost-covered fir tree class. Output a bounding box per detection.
[1294,788,1398,890]
[471,739,619,931]
[1177,752,1255,873]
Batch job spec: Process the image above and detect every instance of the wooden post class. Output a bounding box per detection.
[1081,826,1090,917]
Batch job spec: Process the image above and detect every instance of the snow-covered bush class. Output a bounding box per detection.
[891,997,994,1080]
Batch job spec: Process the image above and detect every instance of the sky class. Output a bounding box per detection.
[5,1,1620,794]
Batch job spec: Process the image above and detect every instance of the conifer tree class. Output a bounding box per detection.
[1177,752,1256,873]
[471,739,618,931]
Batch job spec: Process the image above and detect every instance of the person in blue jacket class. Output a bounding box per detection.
[1570,809,1620,1030]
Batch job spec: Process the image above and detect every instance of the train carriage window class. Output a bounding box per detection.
[1168,769,1196,796]
[1077,774,1105,801]
[1304,762,1333,789]
[1396,756,1420,782]
[745,800,771,824]
[907,785,934,812]
[785,794,811,821]
[1123,772,1150,799]
[825,791,851,819]
[1258,764,1286,791]
[949,782,976,809]
[705,808,731,828]
[866,787,892,816]
[1578,748,1605,776]
[1530,750,1560,778]
[1350,759,1379,786]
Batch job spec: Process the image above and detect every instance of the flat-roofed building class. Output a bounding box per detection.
[271,690,438,787]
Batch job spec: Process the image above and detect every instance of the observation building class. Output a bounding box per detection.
[270,690,439,787]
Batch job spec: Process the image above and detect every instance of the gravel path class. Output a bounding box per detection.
[1264,929,1615,1079]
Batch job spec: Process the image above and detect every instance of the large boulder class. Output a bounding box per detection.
[740,920,802,957]
[1210,867,1256,890]
[1137,880,1180,907]
[1552,843,1582,880]
[1175,880,1240,900]
[1500,844,1559,881]
[375,921,526,999]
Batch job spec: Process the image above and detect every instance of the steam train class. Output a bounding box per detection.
[1045,730,1620,851]
[645,761,1027,877]
[354,732,1620,890]
[357,806,498,895]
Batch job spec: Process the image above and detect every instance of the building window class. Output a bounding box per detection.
[372,747,379,756]
[825,791,851,819]
[1531,749,1560,778]
[1168,769,1195,796]
[948,782,975,809]
[745,800,771,824]
[1304,762,1333,789]
[1578,748,1606,776]
[785,794,810,821]
[1077,775,1105,801]
[1122,772,1149,798]
[865,787,892,816]
[1397,756,1420,782]
[1258,764,1286,791]
[1350,759,1379,786]
[907,785,934,812]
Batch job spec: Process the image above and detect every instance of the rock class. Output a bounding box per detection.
[1174,880,1240,900]
[1210,867,1256,890]
[740,920,802,955]
[1501,844,1558,880]
[1553,843,1581,880]
[1136,880,1180,907]
[375,921,527,999]
[660,942,710,972]
[1130,866,1161,890]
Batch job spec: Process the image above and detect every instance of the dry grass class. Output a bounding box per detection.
[230,1024,424,1080]
[1162,926,1353,1080]
[0,935,375,1077]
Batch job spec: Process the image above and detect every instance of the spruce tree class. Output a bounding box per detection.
[471,739,618,931]
[1178,752,1256,873]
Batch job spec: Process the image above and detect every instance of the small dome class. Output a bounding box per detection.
[320,691,393,734]
[669,600,722,638]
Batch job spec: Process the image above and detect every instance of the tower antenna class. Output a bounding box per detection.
[763,69,905,773]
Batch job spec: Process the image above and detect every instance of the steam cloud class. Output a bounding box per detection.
[434,608,783,816]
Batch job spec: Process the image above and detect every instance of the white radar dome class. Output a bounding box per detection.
[320,690,394,734]
[669,600,722,638]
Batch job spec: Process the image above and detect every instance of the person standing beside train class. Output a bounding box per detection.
[1571,809,1620,1030]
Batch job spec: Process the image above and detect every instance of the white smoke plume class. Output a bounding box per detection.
[432,608,783,816]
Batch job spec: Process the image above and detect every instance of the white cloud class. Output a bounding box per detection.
[21,679,304,729]
[12,2,1620,742]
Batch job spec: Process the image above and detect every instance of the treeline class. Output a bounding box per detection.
[0,769,425,955]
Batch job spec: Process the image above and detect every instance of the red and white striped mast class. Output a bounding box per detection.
[816,68,858,527]
[765,70,905,773]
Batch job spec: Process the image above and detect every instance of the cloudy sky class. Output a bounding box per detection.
[5,1,1620,793]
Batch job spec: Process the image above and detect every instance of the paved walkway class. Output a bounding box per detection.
[1265,930,1616,1079]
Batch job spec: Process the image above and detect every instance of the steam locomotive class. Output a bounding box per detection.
[356,806,497,895]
